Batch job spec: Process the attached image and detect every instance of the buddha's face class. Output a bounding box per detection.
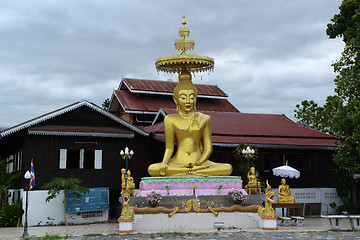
[250,167,255,174]
[281,178,286,185]
[177,89,195,113]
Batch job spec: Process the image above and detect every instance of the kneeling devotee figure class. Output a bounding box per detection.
[277,178,295,203]
[148,71,233,177]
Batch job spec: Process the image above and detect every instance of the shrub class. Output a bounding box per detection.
[0,200,23,227]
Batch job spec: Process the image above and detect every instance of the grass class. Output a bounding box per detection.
[37,234,68,240]
[83,233,103,236]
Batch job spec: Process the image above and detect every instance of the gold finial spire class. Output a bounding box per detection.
[182,16,186,25]
[175,16,194,54]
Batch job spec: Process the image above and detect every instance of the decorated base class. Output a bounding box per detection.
[262,215,278,230]
[136,176,244,197]
[133,212,259,232]
[118,216,134,233]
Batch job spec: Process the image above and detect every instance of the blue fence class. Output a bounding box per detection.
[65,187,109,213]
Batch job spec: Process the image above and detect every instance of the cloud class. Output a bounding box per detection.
[0,0,344,128]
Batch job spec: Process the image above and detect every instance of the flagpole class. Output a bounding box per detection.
[22,170,31,237]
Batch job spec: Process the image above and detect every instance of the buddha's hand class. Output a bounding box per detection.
[192,165,209,170]
[160,163,167,176]
[194,160,206,166]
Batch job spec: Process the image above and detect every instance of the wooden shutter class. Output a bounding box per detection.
[79,149,84,169]
[59,149,67,169]
[94,150,102,169]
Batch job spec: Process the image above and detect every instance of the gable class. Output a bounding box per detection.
[0,100,148,139]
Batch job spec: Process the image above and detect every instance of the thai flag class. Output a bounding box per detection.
[30,159,35,190]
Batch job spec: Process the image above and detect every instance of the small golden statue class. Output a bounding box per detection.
[277,178,295,203]
[119,170,134,223]
[258,180,275,217]
[147,17,232,177]
[119,189,134,219]
[121,168,135,197]
[244,167,261,194]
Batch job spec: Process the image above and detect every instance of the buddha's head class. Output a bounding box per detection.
[173,69,198,112]
[281,178,286,185]
[250,167,255,174]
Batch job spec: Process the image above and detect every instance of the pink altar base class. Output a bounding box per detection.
[136,176,246,197]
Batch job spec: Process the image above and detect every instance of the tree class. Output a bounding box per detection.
[294,95,342,135]
[294,0,360,212]
[326,0,360,185]
[102,98,110,111]
[233,143,258,185]
[42,178,89,225]
[0,158,21,206]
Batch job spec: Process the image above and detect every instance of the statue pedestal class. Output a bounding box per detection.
[136,176,244,197]
[118,216,134,233]
[245,185,261,195]
[261,215,278,230]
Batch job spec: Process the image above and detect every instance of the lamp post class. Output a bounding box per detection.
[22,170,31,237]
[120,147,134,192]
[242,146,255,172]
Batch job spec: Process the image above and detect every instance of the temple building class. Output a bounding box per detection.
[108,77,239,127]
[0,78,341,222]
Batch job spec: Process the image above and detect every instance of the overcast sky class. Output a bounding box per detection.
[0,0,344,129]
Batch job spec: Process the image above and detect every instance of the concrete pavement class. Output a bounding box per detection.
[0,217,356,240]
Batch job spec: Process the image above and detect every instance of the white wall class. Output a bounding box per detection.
[273,187,342,216]
[22,190,65,226]
[20,189,109,226]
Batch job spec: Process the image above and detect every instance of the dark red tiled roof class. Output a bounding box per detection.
[112,89,239,113]
[143,111,338,147]
[122,78,228,97]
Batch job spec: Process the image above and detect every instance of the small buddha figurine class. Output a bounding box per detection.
[148,70,233,177]
[121,168,135,197]
[277,178,295,203]
[244,167,261,194]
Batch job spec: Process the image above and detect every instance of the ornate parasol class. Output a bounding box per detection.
[272,162,300,179]
[155,16,214,75]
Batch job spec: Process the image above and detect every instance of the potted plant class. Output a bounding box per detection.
[228,188,247,204]
[146,189,162,207]
[216,183,224,195]
[164,183,172,196]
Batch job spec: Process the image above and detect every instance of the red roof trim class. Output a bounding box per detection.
[29,127,130,134]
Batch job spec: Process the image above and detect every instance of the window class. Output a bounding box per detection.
[59,149,102,169]
[67,150,80,169]
[84,150,95,169]
[6,151,22,174]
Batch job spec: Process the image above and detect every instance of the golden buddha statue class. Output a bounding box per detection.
[148,70,233,177]
[121,168,135,196]
[277,178,295,203]
[148,17,232,177]
[244,167,261,194]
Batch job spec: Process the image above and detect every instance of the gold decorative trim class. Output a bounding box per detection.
[155,54,214,73]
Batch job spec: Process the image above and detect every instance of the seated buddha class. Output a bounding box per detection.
[148,70,233,177]
[277,178,295,203]
[244,167,261,194]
